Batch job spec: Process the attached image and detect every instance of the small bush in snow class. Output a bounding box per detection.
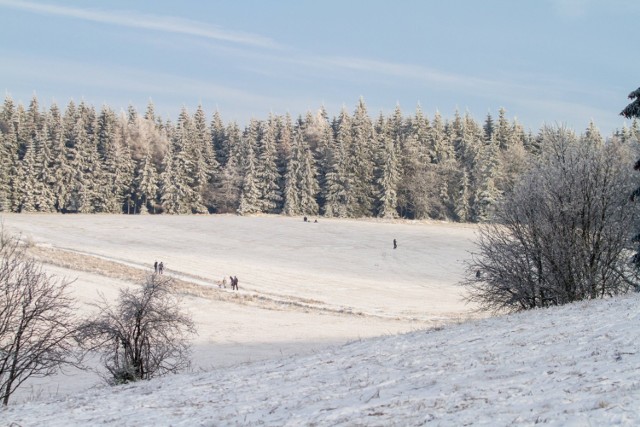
[79,274,196,385]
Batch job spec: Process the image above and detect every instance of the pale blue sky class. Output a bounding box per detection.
[0,0,637,135]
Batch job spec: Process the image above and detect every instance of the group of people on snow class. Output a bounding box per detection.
[219,275,239,290]
[153,260,165,274]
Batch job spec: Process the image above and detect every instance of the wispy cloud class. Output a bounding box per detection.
[0,0,280,49]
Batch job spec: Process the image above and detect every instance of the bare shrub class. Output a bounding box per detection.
[0,227,80,405]
[80,274,196,385]
[462,126,639,312]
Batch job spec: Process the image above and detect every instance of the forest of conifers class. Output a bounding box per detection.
[0,96,638,221]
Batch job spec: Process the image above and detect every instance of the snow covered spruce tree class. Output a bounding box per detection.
[283,128,319,216]
[463,126,638,312]
[621,86,640,268]
[0,227,81,405]
[79,274,195,385]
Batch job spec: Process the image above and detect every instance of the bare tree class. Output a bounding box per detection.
[0,228,80,405]
[462,126,639,312]
[80,274,196,384]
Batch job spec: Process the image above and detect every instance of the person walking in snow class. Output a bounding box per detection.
[393,238,397,250]
[159,262,164,274]
[229,275,235,290]
[233,276,239,290]
[154,261,158,274]
[221,277,227,288]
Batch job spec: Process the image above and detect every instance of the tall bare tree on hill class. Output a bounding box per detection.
[0,228,81,405]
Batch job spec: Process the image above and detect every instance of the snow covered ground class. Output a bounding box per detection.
[0,214,479,404]
[4,214,637,425]
[4,288,640,425]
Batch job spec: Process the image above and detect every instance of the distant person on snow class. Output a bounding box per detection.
[221,277,227,288]
[303,216,308,222]
[229,275,235,290]
[393,239,397,249]
[233,276,239,290]
[159,262,164,274]
[154,261,158,274]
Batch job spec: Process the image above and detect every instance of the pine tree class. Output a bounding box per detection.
[0,99,20,212]
[493,107,513,150]
[16,136,38,212]
[237,136,261,215]
[213,121,243,213]
[33,122,56,212]
[483,112,494,142]
[0,131,9,211]
[283,129,319,216]
[314,108,335,214]
[193,105,218,213]
[210,110,227,166]
[256,115,282,213]
[474,134,502,222]
[322,109,352,217]
[454,169,471,222]
[135,149,159,214]
[583,120,603,147]
[375,117,400,218]
[348,98,375,216]
[160,147,181,214]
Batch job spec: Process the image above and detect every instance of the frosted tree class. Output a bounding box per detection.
[349,98,375,216]
[33,122,56,212]
[276,113,293,170]
[375,117,400,218]
[16,137,37,212]
[70,103,102,213]
[322,109,353,217]
[283,129,318,216]
[0,131,9,211]
[493,107,514,150]
[0,123,19,212]
[46,104,72,212]
[135,149,159,214]
[474,134,502,222]
[159,147,181,214]
[621,86,640,268]
[237,136,262,215]
[256,115,283,213]
[96,106,126,213]
[210,110,227,166]
[428,111,453,164]
[483,112,494,142]
[192,105,218,212]
[314,108,335,212]
[213,121,243,213]
[583,120,603,147]
[464,126,637,311]
[454,169,471,222]
[298,131,320,215]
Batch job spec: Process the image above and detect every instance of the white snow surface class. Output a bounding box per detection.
[2,214,639,425]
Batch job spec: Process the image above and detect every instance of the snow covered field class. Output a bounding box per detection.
[5,214,637,425]
[0,214,479,404]
[4,283,640,425]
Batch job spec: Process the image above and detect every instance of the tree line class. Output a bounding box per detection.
[2,95,638,220]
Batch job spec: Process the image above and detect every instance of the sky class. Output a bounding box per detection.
[0,0,638,135]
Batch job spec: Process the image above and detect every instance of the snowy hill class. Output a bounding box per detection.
[2,214,639,425]
[4,294,640,426]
